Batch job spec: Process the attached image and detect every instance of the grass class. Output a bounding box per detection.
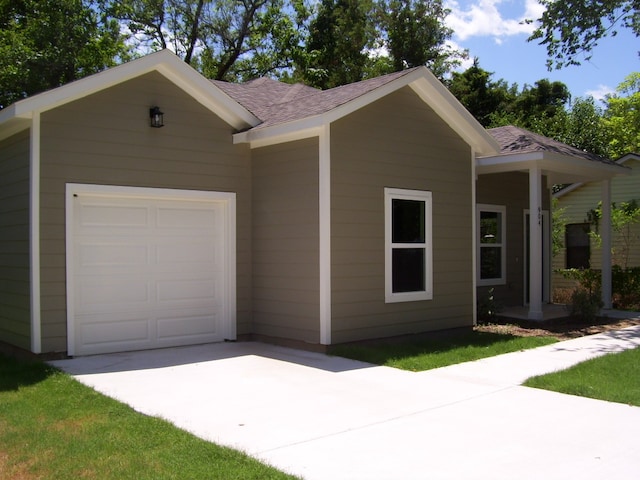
[329,329,558,371]
[524,346,640,406]
[0,354,299,480]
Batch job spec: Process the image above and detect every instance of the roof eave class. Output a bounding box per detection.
[234,66,501,155]
[478,151,631,184]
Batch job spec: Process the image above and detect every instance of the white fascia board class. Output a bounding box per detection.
[408,70,500,156]
[0,50,258,131]
[234,66,500,153]
[233,118,324,148]
[478,151,630,180]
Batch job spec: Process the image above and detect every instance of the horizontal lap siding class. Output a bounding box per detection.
[0,131,31,350]
[330,87,474,343]
[39,72,252,353]
[553,158,640,290]
[252,139,320,343]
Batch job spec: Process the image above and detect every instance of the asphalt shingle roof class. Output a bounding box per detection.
[488,125,617,166]
[212,68,418,130]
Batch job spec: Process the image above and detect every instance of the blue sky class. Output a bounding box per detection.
[443,0,639,101]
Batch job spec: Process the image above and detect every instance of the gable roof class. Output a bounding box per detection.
[0,50,259,142]
[479,125,629,184]
[222,68,499,154]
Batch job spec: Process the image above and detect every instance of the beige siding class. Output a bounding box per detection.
[39,72,252,353]
[330,87,474,343]
[251,138,320,343]
[553,157,640,290]
[0,130,31,350]
[476,172,552,307]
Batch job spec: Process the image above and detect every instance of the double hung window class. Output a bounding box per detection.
[385,188,432,303]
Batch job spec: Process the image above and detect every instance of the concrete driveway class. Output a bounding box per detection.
[51,325,640,479]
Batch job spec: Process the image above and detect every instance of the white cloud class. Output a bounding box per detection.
[445,0,545,41]
[585,84,615,102]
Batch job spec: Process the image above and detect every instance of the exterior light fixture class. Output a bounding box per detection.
[149,106,164,128]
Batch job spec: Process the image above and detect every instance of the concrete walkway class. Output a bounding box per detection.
[51,323,640,480]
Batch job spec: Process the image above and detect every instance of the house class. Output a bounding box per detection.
[552,153,640,292]
[0,51,628,357]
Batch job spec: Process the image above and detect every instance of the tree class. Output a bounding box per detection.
[0,0,128,109]
[297,0,373,89]
[528,0,640,70]
[447,58,515,127]
[376,0,466,79]
[101,0,309,81]
[602,72,640,158]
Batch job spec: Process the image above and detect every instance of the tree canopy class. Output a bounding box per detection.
[0,0,128,109]
[529,0,640,70]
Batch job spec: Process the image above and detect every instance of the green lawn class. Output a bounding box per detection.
[0,354,299,480]
[329,330,558,371]
[524,346,640,406]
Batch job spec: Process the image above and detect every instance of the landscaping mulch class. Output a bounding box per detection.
[477,314,640,341]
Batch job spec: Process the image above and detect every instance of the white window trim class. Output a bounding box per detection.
[476,203,506,286]
[385,188,433,303]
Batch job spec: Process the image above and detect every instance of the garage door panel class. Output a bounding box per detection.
[76,277,150,312]
[156,205,219,229]
[156,241,217,265]
[79,315,151,347]
[79,204,150,228]
[79,243,149,267]
[69,187,232,356]
[156,312,219,341]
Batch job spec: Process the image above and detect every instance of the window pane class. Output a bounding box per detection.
[392,248,425,293]
[480,211,501,244]
[480,246,501,279]
[566,223,590,269]
[392,199,425,243]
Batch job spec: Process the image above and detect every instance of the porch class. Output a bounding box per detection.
[497,304,570,321]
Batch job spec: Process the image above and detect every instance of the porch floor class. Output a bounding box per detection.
[497,304,570,321]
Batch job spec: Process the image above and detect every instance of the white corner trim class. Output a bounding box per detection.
[29,113,41,353]
[471,150,478,326]
[319,125,331,345]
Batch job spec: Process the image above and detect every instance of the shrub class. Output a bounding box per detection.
[569,288,603,321]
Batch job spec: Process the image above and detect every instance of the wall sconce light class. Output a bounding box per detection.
[149,106,164,128]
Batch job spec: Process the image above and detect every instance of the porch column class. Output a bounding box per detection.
[601,179,613,309]
[528,166,544,320]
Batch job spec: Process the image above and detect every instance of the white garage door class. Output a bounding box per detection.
[66,185,236,356]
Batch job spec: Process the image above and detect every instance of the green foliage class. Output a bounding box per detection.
[612,265,640,309]
[330,331,556,372]
[602,72,640,158]
[527,0,639,70]
[587,199,640,268]
[569,287,603,321]
[376,0,466,79]
[524,347,640,407]
[447,58,515,127]
[0,355,299,479]
[558,268,603,320]
[552,198,567,258]
[298,0,373,89]
[0,0,129,108]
